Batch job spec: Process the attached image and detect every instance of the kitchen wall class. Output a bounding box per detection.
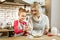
[51,0,60,30]
[0,4,28,28]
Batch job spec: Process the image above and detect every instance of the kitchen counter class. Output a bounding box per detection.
[0,35,60,40]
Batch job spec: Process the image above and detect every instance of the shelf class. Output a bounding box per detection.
[0,2,30,6]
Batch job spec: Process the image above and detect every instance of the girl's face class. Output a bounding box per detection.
[18,12,26,21]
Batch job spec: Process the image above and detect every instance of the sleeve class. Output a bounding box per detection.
[14,20,23,34]
[45,16,49,29]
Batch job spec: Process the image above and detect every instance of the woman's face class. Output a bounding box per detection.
[18,12,26,21]
[31,8,38,15]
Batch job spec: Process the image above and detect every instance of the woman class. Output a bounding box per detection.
[14,8,29,36]
[29,2,49,36]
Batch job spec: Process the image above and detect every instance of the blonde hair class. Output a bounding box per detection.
[31,2,40,16]
[31,2,40,9]
[30,2,41,22]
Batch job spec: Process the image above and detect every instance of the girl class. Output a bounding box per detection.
[14,8,28,36]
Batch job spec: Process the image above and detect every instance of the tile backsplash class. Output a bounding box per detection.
[0,5,24,28]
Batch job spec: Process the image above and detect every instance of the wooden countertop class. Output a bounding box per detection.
[0,35,60,40]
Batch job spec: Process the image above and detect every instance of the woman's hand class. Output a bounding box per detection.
[44,25,50,35]
[44,29,49,34]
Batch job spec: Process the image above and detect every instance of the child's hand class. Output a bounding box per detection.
[23,25,28,31]
[23,27,26,32]
[23,24,32,32]
[27,27,32,31]
[23,27,31,32]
